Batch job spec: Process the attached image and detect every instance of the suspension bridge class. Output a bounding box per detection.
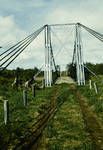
[0,22,103,149]
[0,22,103,87]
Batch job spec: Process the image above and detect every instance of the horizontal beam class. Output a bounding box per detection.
[49,23,76,27]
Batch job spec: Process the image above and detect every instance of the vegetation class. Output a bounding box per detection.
[40,85,94,149]
[0,63,103,149]
[67,63,103,81]
[0,72,53,148]
[78,75,103,124]
[0,67,42,83]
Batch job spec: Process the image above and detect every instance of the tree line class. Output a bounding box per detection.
[67,63,103,81]
[0,67,43,84]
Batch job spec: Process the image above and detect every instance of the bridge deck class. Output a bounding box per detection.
[55,76,75,84]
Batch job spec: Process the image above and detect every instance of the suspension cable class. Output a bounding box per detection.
[0,27,44,57]
[84,64,98,78]
[0,37,35,67]
[33,64,44,79]
[0,26,45,62]
[51,27,74,59]
[80,23,103,42]
[0,34,35,61]
[0,26,45,70]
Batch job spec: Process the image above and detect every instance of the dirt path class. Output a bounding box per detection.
[41,84,103,149]
[55,76,75,84]
[75,89,103,150]
[30,85,71,150]
[34,85,103,150]
[13,84,103,149]
[38,85,93,149]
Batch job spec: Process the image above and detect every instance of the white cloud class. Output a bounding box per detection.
[45,6,103,64]
[0,0,103,69]
[0,15,45,69]
[0,15,26,47]
[45,7,102,30]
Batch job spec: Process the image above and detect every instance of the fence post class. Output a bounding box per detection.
[89,80,92,89]
[32,84,35,97]
[4,100,9,125]
[23,89,27,106]
[94,82,98,94]
[42,79,45,89]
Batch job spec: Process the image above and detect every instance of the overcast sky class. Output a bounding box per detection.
[0,0,103,69]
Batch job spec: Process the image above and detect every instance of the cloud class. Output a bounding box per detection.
[45,6,102,30]
[0,0,103,69]
[0,0,47,12]
[0,15,26,47]
[0,15,45,69]
[44,4,103,64]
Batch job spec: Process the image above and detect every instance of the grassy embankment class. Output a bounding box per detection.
[39,85,94,150]
[0,76,53,149]
[78,75,103,123]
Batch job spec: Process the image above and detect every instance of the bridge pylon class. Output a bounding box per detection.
[74,23,85,85]
[44,25,53,87]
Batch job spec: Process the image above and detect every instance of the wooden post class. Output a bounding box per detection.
[4,100,9,125]
[42,79,45,89]
[89,80,92,89]
[32,84,35,97]
[23,89,27,106]
[94,82,98,94]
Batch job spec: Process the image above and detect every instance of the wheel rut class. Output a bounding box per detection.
[75,88,103,150]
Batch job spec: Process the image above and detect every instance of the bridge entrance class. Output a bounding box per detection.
[0,23,103,87]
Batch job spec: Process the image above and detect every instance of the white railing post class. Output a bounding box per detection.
[94,82,98,94]
[23,89,27,106]
[89,80,92,89]
[4,100,9,125]
[32,84,36,97]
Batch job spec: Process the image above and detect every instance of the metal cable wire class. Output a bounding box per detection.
[0,26,45,62]
[0,26,45,70]
[33,64,44,79]
[85,29,103,41]
[0,34,35,62]
[2,39,38,70]
[81,24,103,37]
[84,65,98,78]
[0,37,35,67]
[0,30,38,57]
[50,43,57,72]
[80,24,103,42]
[51,27,74,59]
[50,23,75,27]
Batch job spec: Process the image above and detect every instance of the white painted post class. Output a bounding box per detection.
[94,82,98,94]
[42,78,45,89]
[23,89,27,106]
[89,80,92,89]
[4,100,9,125]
